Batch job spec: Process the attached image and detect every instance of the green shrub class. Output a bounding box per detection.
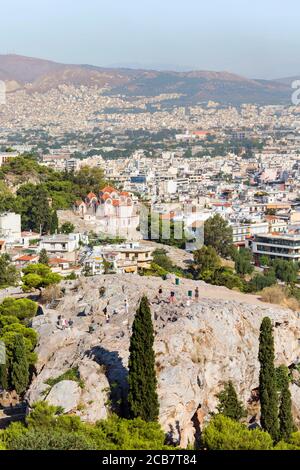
[202,415,273,450]
[0,297,38,321]
[2,402,171,451]
[45,367,84,389]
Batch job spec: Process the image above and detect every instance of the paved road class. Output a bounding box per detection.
[0,403,27,429]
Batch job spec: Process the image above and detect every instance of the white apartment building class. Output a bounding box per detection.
[39,233,81,262]
[249,233,300,264]
[0,212,21,242]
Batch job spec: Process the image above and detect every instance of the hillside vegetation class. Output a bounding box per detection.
[0,154,106,232]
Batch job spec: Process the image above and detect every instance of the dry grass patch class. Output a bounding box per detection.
[260,285,300,311]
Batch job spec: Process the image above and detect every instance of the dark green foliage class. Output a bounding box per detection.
[91,414,168,450]
[0,181,17,213]
[246,270,277,292]
[128,296,159,422]
[0,155,106,231]
[10,334,29,395]
[60,222,75,234]
[152,249,174,272]
[216,381,246,421]
[234,249,254,276]
[67,166,106,197]
[0,362,8,390]
[45,367,84,389]
[65,271,77,280]
[260,255,270,267]
[192,246,244,290]
[0,297,38,321]
[208,267,244,290]
[148,249,190,278]
[258,317,279,442]
[146,214,187,249]
[25,402,64,429]
[1,402,169,450]
[4,428,95,451]
[275,365,290,392]
[22,263,62,292]
[0,254,19,288]
[204,215,234,258]
[203,414,273,450]
[275,432,300,449]
[49,210,59,235]
[271,259,298,284]
[0,300,37,393]
[27,185,52,233]
[38,249,49,266]
[193,245,221,277]
[279,368,294,441]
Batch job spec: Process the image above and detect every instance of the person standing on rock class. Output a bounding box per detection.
[169,291,176,303]
[195,287,199,302]
[153,286,163,305]
[124,298,129,315]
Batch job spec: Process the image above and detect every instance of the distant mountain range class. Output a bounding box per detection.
[0,54,296,105]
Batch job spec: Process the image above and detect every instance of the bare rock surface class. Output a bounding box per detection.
[27,274,300,446]
[45,380,81,412]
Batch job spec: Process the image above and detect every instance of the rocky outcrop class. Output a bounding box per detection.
[46,380,81,412]
[27,274,300,446]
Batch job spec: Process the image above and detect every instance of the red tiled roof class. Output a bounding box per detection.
[192,130,209,135]
[87,192,97,200]
[101,186,117,194]
[213,202,232,207]
[16,255,38,262]
[49,257,70,264]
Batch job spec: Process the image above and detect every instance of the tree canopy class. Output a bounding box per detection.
[204,215,234,258]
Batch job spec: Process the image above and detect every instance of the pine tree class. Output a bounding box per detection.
[128,296,159,421]
[279,372,294,441]
[38,249,49,266]
[50,211,59,235]
[0,362,8,390]
[216,381,246,421]
[29,186,51,233]
[258,317,279,441]
[11,335,29,396]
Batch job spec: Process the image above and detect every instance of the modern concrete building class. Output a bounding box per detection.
[39,233,81,262]
[250,233,300,264]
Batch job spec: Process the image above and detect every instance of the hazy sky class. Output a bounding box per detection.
[0,0,299,79]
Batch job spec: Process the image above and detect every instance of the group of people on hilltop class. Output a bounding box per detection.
[58,283,201,332]
[57,315,73,330]
[154,286,200,305]
[103,298,129,324]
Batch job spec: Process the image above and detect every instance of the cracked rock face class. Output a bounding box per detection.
[27,274,300,446]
